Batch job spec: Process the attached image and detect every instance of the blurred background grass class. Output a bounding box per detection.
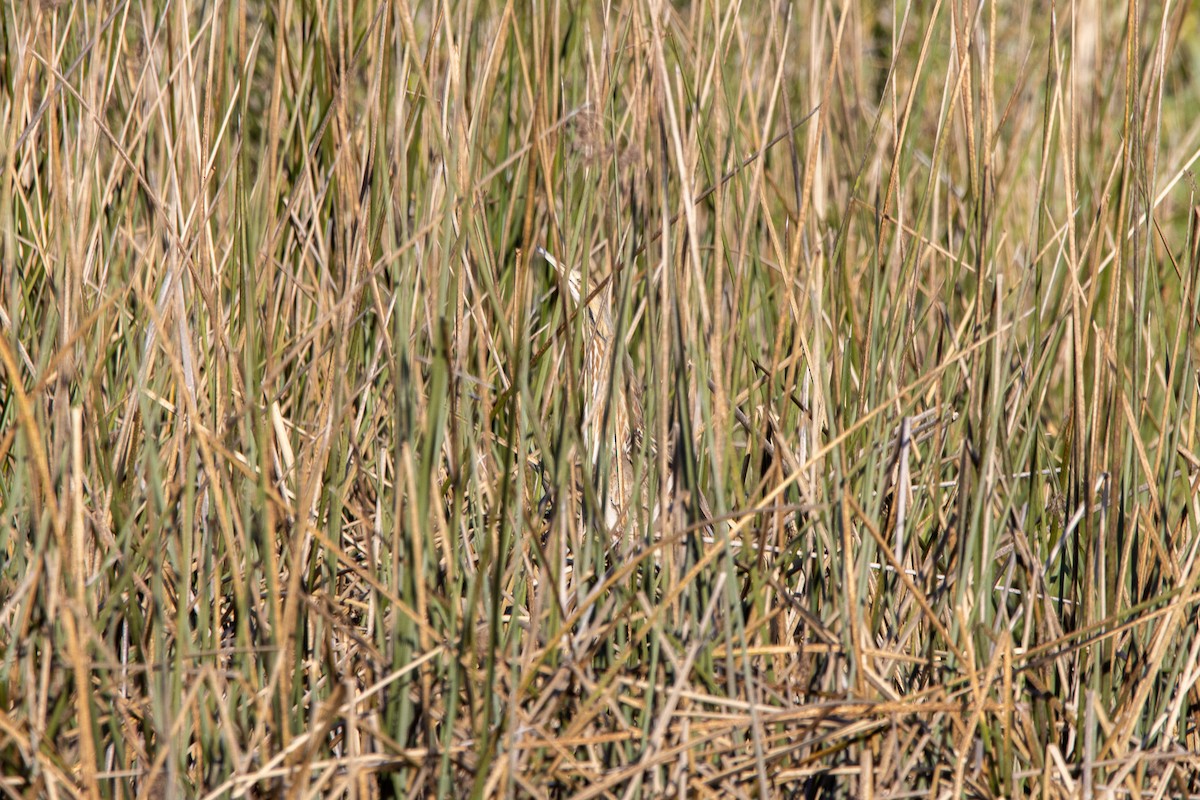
[3,0,1200,796]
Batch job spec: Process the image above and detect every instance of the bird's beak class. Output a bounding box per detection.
[536,246,581,305]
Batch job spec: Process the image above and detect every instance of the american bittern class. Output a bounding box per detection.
[538,246,706,541]
[537,245,639,533]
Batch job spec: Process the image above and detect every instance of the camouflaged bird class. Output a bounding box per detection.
[538,246,708,543]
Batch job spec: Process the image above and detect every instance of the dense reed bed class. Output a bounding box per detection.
[2,0,1200,796]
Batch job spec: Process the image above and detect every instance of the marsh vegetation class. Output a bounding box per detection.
[2,0,1200,796]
